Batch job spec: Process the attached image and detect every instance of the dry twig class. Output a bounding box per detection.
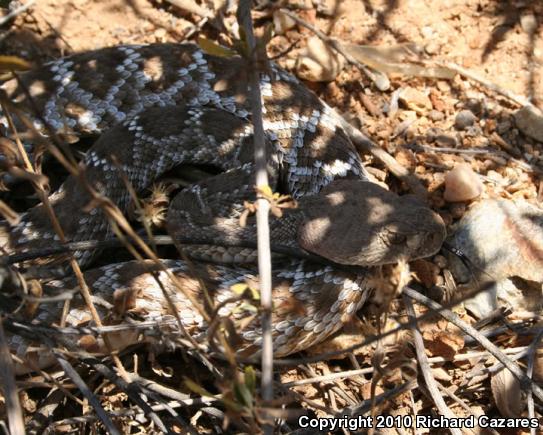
[526,330,543,435]
[443,62,531,107]
[403,295,462,435]
[0,0,37,26]
[403,286,543,402]
[236,0,274,429]
[0,318,24,435]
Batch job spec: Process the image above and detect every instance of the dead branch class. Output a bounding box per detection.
[236,0,274,426]
[403,295,463,435]
[0,318,24,435]
[403,286,543,402]
[0,0,36,26]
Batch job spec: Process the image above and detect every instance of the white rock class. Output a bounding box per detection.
[443,163,483,202]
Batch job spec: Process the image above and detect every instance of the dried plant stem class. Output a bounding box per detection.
[1,97,131,381]
[0,0,36,26]
[403,295,462,435]
[403,286,543,402]
[237,0,274,429]
[526,330,543,435]
[443,62,531,107]
[0,318,25,435]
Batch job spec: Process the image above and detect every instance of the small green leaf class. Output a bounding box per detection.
[197,37,237,58]
[244,366,256,394]
[256,184,273,198]
[183,378,215,398]
[234,381,254,409]
[0,55,31,73]
[231,282,249,295]
[248,286,260,301]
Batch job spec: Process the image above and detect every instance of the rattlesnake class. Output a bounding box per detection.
[0,43,446,373]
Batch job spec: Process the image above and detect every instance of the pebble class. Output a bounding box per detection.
[464,98,484,116]
[428,110,444,121]
[398,87,432,114]
[443,163,483,202]
[437,80,451,93]
[454,109,477,130]
[424,41,440,55]
[520,13,538,34]
[513,105,543,142]
[435,133,458,147]
[496,119,512,135]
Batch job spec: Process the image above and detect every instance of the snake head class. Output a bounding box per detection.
[297,180,446,266]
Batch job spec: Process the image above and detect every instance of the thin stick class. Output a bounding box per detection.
[526,330,543,435]
[436,384,498,435]
[403,286,543,402]
[52,351,121,435]
[236,0,274,427]
[284,367,374,388]
[0,0,36,26]
[443,62,531,107]
[403,295,462,435]
[342,379,418,417]
[2,93,131,381]
[0,318,25,435]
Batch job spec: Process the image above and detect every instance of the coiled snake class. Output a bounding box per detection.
[1,43,446,373]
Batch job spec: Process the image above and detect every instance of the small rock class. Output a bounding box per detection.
[421,25,434,38]
[425,127,441,142]
[398,87,432,114]
[435,133,458,147]
[424,41,440,55]
[520,13,538,34]
[437,81,451,93]
[273,10,296,35]
[514,105,543,142]
[295,36,344,82]
[464,98,484,116]
[497,119,512,135]
[428,110,444,121]
[454,109,477,130]
[398,110,417,122]
[443,163,483,202]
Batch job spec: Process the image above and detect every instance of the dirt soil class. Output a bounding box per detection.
[1,0,543,433]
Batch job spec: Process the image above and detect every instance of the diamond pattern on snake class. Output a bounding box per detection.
[0,43,446,373]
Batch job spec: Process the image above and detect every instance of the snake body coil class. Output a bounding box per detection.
[1,43,446,373]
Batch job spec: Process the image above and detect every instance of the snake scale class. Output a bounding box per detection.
[0,43,446,373]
